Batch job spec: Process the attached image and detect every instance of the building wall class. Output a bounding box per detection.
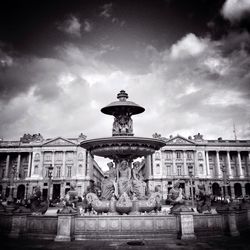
[149,134,250,200]
[0,135,104,201]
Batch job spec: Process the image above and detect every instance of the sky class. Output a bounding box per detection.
[0,0,250,144]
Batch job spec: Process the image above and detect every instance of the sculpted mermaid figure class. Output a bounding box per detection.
[101,162,117,200]
[132,161,146,199]
[118,160,132,196]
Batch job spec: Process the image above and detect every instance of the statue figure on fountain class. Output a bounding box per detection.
[60,183,78,214]
[101,162,118,200]
[196,184,212,213]
[118,160,132,197]
[132,161,146,199]
[168,180,190,214]
[112,114,133,135]
[30,186,48,215]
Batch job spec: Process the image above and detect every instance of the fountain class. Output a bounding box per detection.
[80,90,165,214]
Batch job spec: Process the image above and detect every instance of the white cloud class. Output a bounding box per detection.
[0,32,250,144]
[170,33,208,59]
[221,0,250,22]
[58,16,81,37]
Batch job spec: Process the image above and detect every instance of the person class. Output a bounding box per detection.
[118,160,131,197]
[132,161,146,199]
[101,162,117,200]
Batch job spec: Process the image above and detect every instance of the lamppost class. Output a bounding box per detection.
[188,165,194,208]
[47,164,53,204]
[221,165,229,200]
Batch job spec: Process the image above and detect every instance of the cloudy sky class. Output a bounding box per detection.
[0,0,250,142]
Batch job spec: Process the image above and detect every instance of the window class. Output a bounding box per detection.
[78,164,83,174]
[34,165,38,174]
[2,169,5,178]
[34,153,40,161]
[166,165,171,175]
[155,163,160,174]
[176,151,181,159]
[199,164,204,174]
[23,167,28,178]
[44,152,52,161]
[187,151,193,159]
[67,166,72,178]
[55,152,63,161]
[56,166,61,178]
[165,151,172,160]
[177,165,183,176]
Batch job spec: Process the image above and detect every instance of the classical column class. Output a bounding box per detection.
[145,155,152,179]
[227,151,232,178]
[62,151,66,178]
[248,152,250,177]
[52,151,55,167]
[27,152,32,178]
[205,151,211,177]
[194,151,198,177]
[5,154,10,178]
[172,151,176,175]
[87,151,93,180]
[237,151,243,178]
[16,154,21,179]
[183,151,187,176]
[216,151,222,178]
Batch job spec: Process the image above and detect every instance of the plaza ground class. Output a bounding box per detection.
[2,230,250,250]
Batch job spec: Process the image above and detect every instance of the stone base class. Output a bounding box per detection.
[54,235,72,241]
[181,233,196,240]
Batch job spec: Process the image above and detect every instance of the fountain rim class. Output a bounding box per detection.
[80,136,166,150]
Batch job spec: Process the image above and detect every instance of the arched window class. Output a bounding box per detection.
[78,164,83,174]
[199,164,204,174]
[34,165,38,174]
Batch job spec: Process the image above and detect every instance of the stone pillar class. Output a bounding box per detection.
[16,154,21,179]
[248,152,250,177]
[172,151,176,175]
[87,152,93,180]
[228,212,240,236]
[237,151,243,178]
[179,212,196,240]
[205,151,210,177]
[5,154,10,178]
[216,151,222,178]
[145,155,151,179]
[62,151,66,178]
[227,151,232,178]
[183,151,187,176]
[9,214,28,238]
[27,152,32,178]
[194,151,199,177]
[55,214,75,241]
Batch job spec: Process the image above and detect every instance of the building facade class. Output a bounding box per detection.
[149,133,250,200]
[0,133,104,201]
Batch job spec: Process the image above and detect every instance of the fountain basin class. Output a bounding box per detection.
[80,136,165,160]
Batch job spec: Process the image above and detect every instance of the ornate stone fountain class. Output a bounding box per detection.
[80,90,165,214]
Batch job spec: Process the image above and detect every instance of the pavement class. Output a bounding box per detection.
[2,230,250,250]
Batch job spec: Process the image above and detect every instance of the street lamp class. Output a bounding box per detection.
[188,165,194,208]
[47,164,54,203]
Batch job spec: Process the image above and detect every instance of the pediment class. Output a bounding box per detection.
[166,136,195,145]
[43,137,76,146]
